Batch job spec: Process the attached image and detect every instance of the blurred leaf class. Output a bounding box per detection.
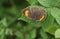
[5,28,10,35]
[0,29,4,35]
[38,0,56,7]
[46,25,59,35]
[0,18,7,27]
[25,29,36,39]
[51,7,60,25]
[25,33,31,39]
[14,22,22,29]
[0,18,7,28]
[15,31,24,39]
[55,0,60,8]
[2,7,20,27]
[30,29,36,39]
[0,29,5,39]
[5,7,20,17]
[26,0,38,5]
[40,28,49,39]
[5,28,13,35]
[55,29,60,38]
[41,8,54,31]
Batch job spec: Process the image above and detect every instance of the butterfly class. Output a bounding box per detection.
[22,7,46,21]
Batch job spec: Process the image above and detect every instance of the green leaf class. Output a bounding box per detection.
[5,28,13,35]
[25,33,31,39]
[51,7,60,25]
[1,18,7,27]
[55,0,60,8]
[41,8,54,31]
[5,28,10,35]
[2,7,20,26]
[46,25,59,35]
[0,18,8,28]
[0,29,5,39]
[55,29,60,38]
[30,29,36,39]
[15,31,24,39]
[26,0,38,5]
[0,29,4,35]
[25,29,36,39]
[40,28,49,39]
[38,0,56,7]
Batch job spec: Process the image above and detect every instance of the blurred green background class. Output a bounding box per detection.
[0,0,60,39]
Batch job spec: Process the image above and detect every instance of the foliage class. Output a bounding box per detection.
[0,0,60,39]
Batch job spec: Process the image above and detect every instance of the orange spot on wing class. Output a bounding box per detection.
[25,10,29,17]
[40,15,45,21]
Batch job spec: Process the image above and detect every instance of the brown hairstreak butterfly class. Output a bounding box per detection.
[22,6,46,21]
